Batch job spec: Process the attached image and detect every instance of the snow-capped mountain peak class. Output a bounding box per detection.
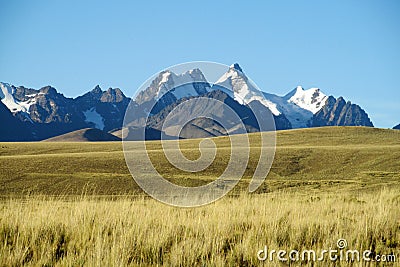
[155,69,210,100]
[135,68,211,105]
[215,65,281,116]
[0,67,375,141]
[158,71,172,87]
[0,82,37,115]
[230,63,243,73]
[213,66,331,127]
[187,68,207,80]
[287,86,328,114]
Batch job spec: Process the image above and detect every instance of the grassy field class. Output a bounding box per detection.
[1,126,399,196]
[1,190,399,266]
[0,126,399,266]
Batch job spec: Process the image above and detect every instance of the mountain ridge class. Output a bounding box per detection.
[0,63,374,141]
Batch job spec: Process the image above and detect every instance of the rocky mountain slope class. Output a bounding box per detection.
[0,82,129,140]
[312,96,373,127]
[0,64,374,141]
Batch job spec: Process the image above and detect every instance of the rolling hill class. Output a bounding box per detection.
[0,126,398,197]
[43,128,121,142]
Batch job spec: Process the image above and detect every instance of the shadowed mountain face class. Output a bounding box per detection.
[0,101,32,141]
[312,96,373,127]
[140,89,279,139]
[0,83,130,141]
[1,64,375,141]
[10,83,130,130]
[394,124,400,130]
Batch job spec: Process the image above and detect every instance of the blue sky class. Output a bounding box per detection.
[0,0,399,128]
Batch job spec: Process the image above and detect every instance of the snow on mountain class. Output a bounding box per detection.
[213,65,330,128]
[285,86,328,114]
[0,65,374,142]
[262,91,313,128]
[142,64,327,128]
[215,64,281,116]
[0,82,37,115]
[156,69,210,100]
[83,108,105,130]
[137,64,324,128]
[135,68,211,107]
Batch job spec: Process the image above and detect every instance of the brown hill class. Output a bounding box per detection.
[43,128,121,142]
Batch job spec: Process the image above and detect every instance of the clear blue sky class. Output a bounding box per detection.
[0,0,399,128]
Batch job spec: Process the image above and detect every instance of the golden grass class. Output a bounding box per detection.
[1,127,399,196]
[0,127,399,266]
[0,189,399,266]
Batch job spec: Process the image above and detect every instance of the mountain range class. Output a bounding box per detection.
[0,63,374,141]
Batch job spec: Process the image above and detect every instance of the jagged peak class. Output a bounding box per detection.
[0,81,12,88]
[106,87,120,94]
[91,85,103,94]
[186,68,208,81]
[114,88,125,96]
[284,86,303,99]
[39,86,58,95]
[327,95,336,101]
[187,68,202,75]
[105,87,125,97]
[336,96,346,103]
[229,63,243,73]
